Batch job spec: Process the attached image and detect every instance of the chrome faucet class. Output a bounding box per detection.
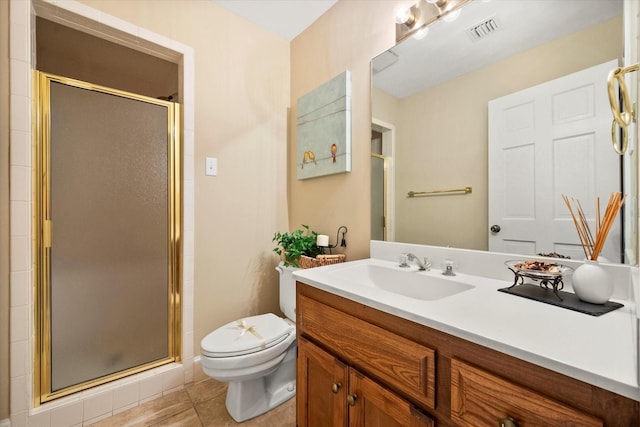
[405,253,431,271]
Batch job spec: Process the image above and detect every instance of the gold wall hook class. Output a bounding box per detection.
[607,63,638,155]
[611,119,629,156]
[608,64,637,127]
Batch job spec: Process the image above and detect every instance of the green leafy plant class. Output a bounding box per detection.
[272,224,324,267]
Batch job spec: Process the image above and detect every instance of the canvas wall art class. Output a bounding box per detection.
[296,70,351,180]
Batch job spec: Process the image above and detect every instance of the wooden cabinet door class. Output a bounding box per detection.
[348,369,434,427]
[298,337,348,427]
[298,294,436,410]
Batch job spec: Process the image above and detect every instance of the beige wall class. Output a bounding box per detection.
[289,0,407,260]
[1,0,10,420]
[78,0,291,359]
[377,17,622,250]
[372,87,400,128]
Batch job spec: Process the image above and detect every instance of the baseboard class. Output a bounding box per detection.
[0,418,11,427]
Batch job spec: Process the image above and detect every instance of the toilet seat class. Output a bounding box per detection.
[201,313,294,358]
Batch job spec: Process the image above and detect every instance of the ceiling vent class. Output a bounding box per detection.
[372,50,399,74]
[466,16,502,42]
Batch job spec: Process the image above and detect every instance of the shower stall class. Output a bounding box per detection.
[34,72,182,403]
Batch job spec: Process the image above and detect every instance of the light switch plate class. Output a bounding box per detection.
[205,157,217,176]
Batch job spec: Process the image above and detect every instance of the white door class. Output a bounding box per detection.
[488,60,621,261]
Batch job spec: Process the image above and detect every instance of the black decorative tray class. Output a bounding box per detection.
[501,259,623,316]
[498,284,623,316]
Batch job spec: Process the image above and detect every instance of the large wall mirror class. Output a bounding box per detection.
[371,0,638,265]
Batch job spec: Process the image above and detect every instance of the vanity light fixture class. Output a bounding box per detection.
[426,0,462,22]
[395,4,420,27]
[396,0,471,42]
[425,0,449,7]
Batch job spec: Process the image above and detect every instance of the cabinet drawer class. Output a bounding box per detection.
[451,358,602,427]
[298,294,436,410]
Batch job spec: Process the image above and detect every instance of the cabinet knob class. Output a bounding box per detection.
[499,416,518,427]
[490,224,501,233]
[347,394,358,406]
[331,382,341,393]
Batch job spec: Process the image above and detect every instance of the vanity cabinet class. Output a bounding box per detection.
[296,282,639,427]
[297,337,434,427]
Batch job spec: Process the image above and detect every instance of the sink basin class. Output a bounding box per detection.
[331,264,474,301]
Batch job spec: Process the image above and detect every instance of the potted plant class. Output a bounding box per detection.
[272,224,324,268]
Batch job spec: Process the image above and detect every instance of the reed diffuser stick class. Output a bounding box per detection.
[595,196,600,236]
[562,195,591,259]
[562,192,626,261]
[575,199,595,249]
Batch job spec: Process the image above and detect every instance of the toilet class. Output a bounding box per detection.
[200,263,297,422]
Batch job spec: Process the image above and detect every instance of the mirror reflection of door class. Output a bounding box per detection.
[371,121,395,241]
[488,60,621,261]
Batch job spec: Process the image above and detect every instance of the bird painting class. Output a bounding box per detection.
[302,151,316,169]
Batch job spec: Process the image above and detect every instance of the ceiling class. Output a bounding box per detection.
[212,0,338,41]
[373,0,623,98]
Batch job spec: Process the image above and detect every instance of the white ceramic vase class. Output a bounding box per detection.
[571,260,613,304]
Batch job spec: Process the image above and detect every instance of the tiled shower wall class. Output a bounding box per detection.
[8,0,195,425]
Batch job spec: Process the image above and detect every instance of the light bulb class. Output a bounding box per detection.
[395,7,413,25]
[442,8,461,22]
[413,26,429,40]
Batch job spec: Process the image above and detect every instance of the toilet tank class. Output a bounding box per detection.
[276,262,297,321]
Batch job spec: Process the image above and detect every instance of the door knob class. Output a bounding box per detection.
[347,394,357,406]
[498,416,519,427]
[331,382,341,393]
[490,224,501,233]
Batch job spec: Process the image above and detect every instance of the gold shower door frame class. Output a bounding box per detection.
[33,72,182,404]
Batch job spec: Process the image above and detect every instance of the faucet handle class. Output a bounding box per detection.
[398,253,410,268]
[423,257,432,270]
[441,259,456,276]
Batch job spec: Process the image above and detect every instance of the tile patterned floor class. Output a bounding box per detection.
[92,378,296,426]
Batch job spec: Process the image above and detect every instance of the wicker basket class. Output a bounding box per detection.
[298,254,346,269]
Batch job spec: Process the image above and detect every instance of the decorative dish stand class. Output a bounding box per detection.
[504,260,572,301]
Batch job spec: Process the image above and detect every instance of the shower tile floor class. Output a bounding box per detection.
[91,378,295,426]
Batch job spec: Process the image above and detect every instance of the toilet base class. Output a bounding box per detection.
[225,345,296,422]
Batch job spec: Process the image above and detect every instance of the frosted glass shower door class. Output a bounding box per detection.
[35,73,181,400]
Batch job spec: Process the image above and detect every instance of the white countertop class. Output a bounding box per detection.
[293,257,640,401]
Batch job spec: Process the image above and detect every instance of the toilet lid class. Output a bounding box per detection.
[201,313,294,357]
